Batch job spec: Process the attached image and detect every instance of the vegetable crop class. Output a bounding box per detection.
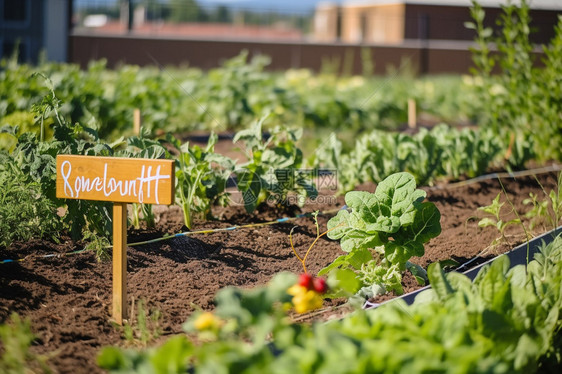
[321,172,441,297]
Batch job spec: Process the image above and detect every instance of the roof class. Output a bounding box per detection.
[342,0,562,10]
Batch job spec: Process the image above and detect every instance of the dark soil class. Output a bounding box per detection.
[0,170,560,373]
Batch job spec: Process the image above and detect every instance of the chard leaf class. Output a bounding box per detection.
[397,202,442,245]
[350,172,427,233]
[333,268,362,296]
[327,209,383,252]
[384,203,441,266]
[372,172,426,224]
[384,241,422,269]
[319,247,373,276]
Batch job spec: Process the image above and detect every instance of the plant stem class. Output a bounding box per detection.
[497,176,531,265]
[289,222,344,274]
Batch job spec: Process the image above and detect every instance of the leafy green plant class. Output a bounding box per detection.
[173,133,234,230]
[0,313,52,374]
[234,116,317,213]
[477,192,521,248]
[467,0,562,165]
[321,172,441,297]
[98,234,562,374]
[524,172,562,231]
[5,75,114,242]
[98,272,298,373]
[407,128,443,186]
[0,154,61,248]
[82,228,111,262]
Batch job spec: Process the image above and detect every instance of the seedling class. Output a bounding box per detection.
[121,298,162,348]
[477,192,521,248]
[524,172,562,232]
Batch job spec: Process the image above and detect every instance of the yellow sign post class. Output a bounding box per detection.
[56,155,175,324]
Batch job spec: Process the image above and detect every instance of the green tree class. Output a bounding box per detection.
[169,0,200,23]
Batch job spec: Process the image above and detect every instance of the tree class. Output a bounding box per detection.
[169,0,200,23]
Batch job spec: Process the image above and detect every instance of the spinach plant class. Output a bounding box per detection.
[234,116,317,213]
[173,133,234,230]
[321,172,441,297]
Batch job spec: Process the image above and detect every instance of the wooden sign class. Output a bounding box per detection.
[56,155,175,204]
[56,155,175,324]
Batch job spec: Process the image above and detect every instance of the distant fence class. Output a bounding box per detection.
[69,33,475,75]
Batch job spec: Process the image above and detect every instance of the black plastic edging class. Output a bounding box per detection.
[365,225,562,309]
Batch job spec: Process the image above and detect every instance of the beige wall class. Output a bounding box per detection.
[341,3,405,44]
[313,4,340,42]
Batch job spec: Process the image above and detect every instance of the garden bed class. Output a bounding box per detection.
[0,170,560,373]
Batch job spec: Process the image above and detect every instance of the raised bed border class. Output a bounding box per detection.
[365,225,562,309]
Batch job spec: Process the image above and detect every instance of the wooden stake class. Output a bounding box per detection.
[408,98,416,129]
[112,202,128,325]
[133,108,141,135]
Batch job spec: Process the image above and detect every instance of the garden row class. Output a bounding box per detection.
[0,51,474,141]
[97,233,562,373]
[0,0,559,290]
[0,94,548,252]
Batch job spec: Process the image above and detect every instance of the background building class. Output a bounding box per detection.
[0,0,72,63]
[314,0,562,44]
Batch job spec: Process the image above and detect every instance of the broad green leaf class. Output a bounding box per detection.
[373,172,424,219]
[384,241,422,268]
[150,335,192,374]
[398,202,442,245]
[427,262,455,300]
[318,247,373,276]
[333,268,362,294]
[340,231,383,253]
[327,210,383,251]
[236,169,262,213]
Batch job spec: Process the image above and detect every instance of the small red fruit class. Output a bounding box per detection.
[313,277,328,294]
[298,273,313,290]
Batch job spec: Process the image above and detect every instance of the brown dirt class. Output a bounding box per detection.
[0,170,560,373]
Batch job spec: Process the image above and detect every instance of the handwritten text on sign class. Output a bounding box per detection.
[56,155,175,205]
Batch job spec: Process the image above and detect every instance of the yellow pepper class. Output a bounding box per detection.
[287,284,324,314]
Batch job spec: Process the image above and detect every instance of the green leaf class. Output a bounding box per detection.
[333,268,362,294]
[398,202,442,245]
[373,172,426,224]
[327,210,384,252]
[318,247,373,276]
[236,168,262,213]
[427,262,455,300]
[478,217,496,228]
[150,335,192,374]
